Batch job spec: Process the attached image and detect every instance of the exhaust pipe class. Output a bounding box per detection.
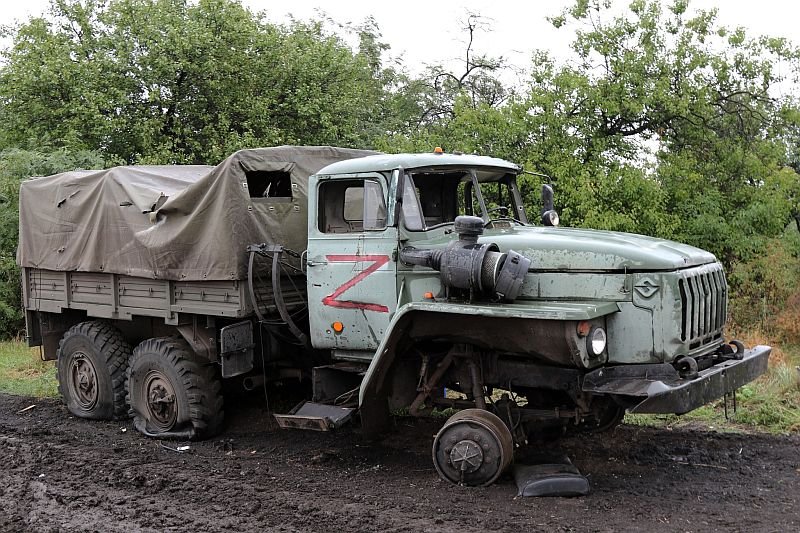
[242,375,265,391]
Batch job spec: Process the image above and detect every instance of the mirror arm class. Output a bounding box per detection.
[470,169,489,222]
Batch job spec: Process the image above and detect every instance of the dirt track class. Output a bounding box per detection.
[1,391,798,533]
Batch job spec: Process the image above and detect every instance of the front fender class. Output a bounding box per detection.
[358,300,620,418]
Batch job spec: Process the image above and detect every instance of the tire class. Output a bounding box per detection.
[127,337,224,440]
[56,321,132,420]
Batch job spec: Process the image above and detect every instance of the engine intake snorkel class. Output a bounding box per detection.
[399,216,531,302]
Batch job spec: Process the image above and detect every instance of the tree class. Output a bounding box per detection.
[385,0,800,263]
[413,13,512,127]
[0,0,409,164]
[540,0,800,261]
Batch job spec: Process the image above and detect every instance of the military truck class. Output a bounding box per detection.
[18,146,771,487]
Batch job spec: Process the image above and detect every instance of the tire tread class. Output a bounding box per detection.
[127,337,224,440]
[56,320,132,419]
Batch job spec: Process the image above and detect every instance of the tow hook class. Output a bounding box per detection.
[720,340,745,360]
[674,355,698,380]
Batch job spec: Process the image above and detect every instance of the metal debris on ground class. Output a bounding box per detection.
[159,442,190,453]
[513,456,590,497]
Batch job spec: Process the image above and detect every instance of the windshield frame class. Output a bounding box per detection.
[398,166,528,232]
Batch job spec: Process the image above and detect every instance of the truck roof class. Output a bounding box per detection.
[316,152,521,175]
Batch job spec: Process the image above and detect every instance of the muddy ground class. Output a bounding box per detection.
[1,391,798,533]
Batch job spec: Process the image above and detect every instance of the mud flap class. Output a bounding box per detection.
[274,401,355,431]
[513,457,590,497]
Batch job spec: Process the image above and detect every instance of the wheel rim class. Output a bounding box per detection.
[69,352,99,411]
[432,409,513,486]
[143,370,177,431]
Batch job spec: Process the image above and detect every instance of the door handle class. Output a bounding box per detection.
[307,260,328,267]
[300,250,308,274]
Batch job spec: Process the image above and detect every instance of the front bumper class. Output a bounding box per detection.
[582,345,771,414]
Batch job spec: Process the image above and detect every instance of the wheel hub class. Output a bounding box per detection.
[432,409,513,487]
[144,371,177,430]
[70,353,98,410]
[449,439,484,474]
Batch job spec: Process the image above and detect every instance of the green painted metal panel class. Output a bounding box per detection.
[390,300,620,321]
[406,226,716,272]
[306,174,399,351]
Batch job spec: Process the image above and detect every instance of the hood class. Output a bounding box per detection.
[409,226,716,272]
[484,226,716,271]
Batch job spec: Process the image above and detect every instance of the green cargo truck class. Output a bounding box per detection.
[18,146,770,486]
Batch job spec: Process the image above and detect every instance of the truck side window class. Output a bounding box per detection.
[319,179,387,233]
[401,176,424,231]
[246,170,293,199]
[362,180,387,230]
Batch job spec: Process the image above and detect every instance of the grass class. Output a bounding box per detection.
[0,340,59,397]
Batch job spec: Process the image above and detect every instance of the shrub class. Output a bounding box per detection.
[728,234,800,342]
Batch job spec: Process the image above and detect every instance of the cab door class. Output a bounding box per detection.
[306,174,397,352]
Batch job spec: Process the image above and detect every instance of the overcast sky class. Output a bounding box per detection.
[1,0,798,81]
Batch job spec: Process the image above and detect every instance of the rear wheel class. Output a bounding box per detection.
[127,337,224,440]
[432,409,514,486]
[56,321,131,420]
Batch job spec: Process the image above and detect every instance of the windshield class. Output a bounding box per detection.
[400,169,527,231]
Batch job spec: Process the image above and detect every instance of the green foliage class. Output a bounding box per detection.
[728,228,800,341]
[536,0,800,261]
[386,0,800,270]
[0,0,408,164]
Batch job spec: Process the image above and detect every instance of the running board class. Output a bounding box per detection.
[274,401,356,431]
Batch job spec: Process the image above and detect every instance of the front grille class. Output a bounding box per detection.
[678,263,727,348]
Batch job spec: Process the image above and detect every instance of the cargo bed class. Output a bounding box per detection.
[22,267,305,323]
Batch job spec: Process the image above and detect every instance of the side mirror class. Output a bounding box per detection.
[541,184,559,227]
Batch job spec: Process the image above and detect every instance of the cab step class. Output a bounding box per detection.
[274,401,356,431]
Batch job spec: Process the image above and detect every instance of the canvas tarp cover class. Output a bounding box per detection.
[17,146,375,281]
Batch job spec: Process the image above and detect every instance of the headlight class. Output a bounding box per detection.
[588,327,607,357]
